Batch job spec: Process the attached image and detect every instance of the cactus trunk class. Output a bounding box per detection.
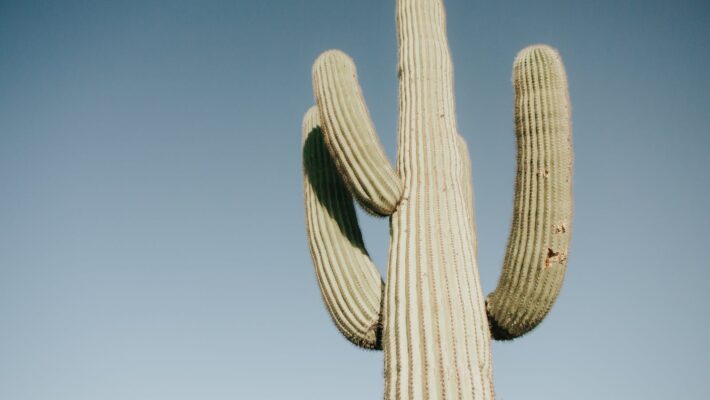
[384,0,494,398]
[302,0,573,398]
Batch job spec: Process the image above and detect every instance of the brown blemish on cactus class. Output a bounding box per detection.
[545,248,559,267]
[559,252,568,265]
[552,223,567,233]
[544,248,567,267]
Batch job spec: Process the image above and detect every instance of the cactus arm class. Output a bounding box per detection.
[312,50,403,216]
[486,45,573,340]
[303,106,385,349]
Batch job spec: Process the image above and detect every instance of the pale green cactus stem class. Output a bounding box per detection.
[312,51,403,216]
[486,45,573,340]
[302,0,573,398]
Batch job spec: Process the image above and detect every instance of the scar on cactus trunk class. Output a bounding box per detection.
[302,0,573,398]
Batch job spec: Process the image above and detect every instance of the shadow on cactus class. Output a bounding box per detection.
[302,0,573,398]
[303,126,369,249]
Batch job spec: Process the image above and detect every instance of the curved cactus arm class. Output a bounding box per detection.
[303,106,385,349]
[312,50,403,216]
[486,45,573,340]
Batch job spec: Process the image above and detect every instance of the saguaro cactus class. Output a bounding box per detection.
[302,0,573,398]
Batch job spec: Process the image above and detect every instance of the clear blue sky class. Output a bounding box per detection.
[1,0,708,398]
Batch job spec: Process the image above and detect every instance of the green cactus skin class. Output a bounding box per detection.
[302,0,573,398]
[486,45,573,340]
[312,51,403,216]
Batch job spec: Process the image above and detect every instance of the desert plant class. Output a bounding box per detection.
[302,0,573,398]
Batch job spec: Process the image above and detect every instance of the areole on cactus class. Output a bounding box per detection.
[302,0,573,398]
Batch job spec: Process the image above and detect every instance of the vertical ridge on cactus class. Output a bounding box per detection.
[302,1,573,398]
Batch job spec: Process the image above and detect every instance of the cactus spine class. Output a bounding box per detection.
[302,0,573,398]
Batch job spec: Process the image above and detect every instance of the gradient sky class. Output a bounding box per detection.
[1,0,708,399]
